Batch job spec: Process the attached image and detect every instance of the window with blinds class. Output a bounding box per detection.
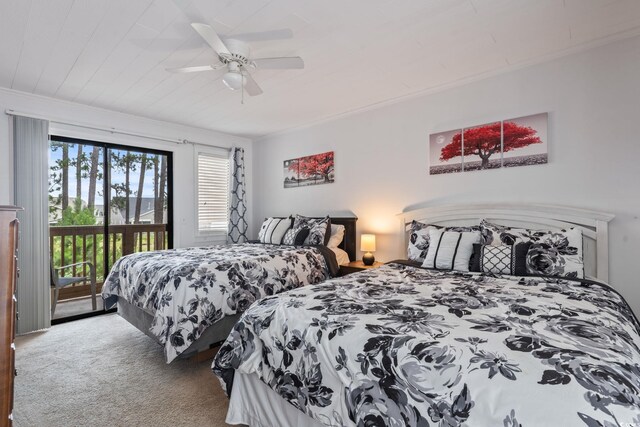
[197,152,230,233]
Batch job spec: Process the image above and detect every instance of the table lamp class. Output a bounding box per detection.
[361,234,376,266]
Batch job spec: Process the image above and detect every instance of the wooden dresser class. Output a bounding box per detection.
[0,206,21,427]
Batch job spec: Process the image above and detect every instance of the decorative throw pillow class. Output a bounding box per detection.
[525,228,584,278]
[293,215,331,246]
[408,221,436,263]
[480,220,533,246]
[258,217,293,244]
[408,220,481,263]
[281,227,310,246]
[469,242,532,275]
[422,229,481,272]
[327,224,345,248]
[480,220,584,278]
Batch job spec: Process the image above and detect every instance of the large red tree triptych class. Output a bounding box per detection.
[429,113,548,175]
[284,151,335,188]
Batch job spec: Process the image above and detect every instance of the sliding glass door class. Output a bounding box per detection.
[106,147,170,271]
[48,136,172,321]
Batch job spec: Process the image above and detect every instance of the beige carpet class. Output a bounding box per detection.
[14,314,231,427]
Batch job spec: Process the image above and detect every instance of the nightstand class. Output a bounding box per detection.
[338,261,384,276]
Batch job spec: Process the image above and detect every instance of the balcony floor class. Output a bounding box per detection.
[53,296,104,320]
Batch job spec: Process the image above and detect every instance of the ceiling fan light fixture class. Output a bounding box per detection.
[169,22,304,97]
[222,70,245,91]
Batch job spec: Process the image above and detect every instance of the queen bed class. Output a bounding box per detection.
[212,204,640,426]
[102,216,357,363]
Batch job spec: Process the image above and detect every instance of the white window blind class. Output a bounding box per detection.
[197,152,230,233]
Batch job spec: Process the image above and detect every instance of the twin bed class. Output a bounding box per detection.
[211,204,640,426]
[102,216,357,362]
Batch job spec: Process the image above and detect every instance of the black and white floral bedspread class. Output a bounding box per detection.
[102,243,333,362]
[212,262,640,426]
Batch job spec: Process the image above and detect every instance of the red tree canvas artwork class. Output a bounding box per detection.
[429,113,547,175]
[502,113,548,168]
[284,151,335,188]
[448,122,503,171]
[429,130,462,174]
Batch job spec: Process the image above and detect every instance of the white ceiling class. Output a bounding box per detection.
[2,0,640,138]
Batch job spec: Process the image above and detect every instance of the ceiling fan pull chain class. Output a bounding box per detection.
[241,74,245,104]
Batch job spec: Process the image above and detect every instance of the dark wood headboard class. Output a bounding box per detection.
[270,216,358,261]
[330,217,358,261]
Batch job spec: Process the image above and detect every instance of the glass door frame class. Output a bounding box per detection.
[49,135,174,319]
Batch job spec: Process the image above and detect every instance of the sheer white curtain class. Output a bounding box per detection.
[13,115,51,333]
[227,147,247,243]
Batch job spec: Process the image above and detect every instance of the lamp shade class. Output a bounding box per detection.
[360,234,376,252]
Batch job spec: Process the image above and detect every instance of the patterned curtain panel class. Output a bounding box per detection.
[13,115,51,333]
[228,147,248,243]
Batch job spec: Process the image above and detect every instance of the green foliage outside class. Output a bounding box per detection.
[49,140,168,288]
[51,199,106,282]
[58,199,97,226]
[51,201,162,283]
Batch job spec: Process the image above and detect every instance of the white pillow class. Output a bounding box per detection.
[327,224,345,248]
[422,229,481,272]
[258,217,292,244]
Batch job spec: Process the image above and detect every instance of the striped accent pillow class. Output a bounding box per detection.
[422,229,481,272]
[258,217,293,244]
[408,221,482,263]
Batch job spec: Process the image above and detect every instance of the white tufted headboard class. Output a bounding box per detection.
[399,204,615,283]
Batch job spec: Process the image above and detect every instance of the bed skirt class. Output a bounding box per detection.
[227,372,323,427]
[116,298,242,359]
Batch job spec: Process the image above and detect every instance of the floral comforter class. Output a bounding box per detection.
[213,262,640,426]
[103,243,336,362]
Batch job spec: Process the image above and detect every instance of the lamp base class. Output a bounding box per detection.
[362,252,375,266]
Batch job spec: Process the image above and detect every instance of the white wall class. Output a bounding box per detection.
[254,35,640,313]
[0,88,252,248]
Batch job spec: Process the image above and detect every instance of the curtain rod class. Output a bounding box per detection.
[5,109,231,150]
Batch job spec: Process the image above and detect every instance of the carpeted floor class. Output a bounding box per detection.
[13,313,231,427]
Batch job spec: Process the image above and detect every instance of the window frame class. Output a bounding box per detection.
[194,147,231,239]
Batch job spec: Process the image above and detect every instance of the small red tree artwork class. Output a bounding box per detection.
[440,121,542,169]
[288,151,334,184]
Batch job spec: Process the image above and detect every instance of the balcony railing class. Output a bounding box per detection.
[49,224,168,301]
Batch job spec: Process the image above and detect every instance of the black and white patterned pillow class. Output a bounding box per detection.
[480,220,584,278]
[293,215,331,246]
[526,228,584,278]
[281,227,310,246]
[470,242,531,275]
[407,221,435,263]
[258,217,293,244]
[408,220,482,263]
[422,229,481,272]
[482,246,512,274]
[480,220,537,246]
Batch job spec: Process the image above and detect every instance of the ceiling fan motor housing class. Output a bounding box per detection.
[219,39,250,65]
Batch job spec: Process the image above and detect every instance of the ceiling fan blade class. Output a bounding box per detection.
[191,23,230,56]
[242,71,263,96]
[252,56,304,70]
[230,28,293,42]
[165,65,221,73]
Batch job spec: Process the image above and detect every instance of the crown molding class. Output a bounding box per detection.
[255,27,640,141]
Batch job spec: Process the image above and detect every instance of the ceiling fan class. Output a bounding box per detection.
[166,23,304,97]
